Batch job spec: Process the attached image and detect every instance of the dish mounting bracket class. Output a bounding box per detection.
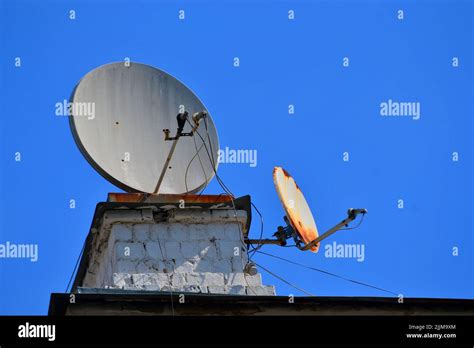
[245,208,368,252]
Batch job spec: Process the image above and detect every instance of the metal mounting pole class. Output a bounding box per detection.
[245,239,285,246]
[153,111,207,194]
[153,136,180,194]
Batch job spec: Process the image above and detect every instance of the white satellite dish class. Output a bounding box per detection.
[69,62,219,194]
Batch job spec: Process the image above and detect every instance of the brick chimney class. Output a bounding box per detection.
[74,194,275,296]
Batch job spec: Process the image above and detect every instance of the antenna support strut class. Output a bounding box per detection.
[153,111,207,194]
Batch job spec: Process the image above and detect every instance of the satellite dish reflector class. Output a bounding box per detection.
[69,62,219,194]
[245,167,367,254]
[273,167,320,252]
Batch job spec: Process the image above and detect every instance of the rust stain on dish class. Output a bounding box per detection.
[280,167,301,191]
[273,167,319,252]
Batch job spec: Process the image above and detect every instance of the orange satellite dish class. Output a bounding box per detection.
[273,167,320,253]
[246,167,366,253]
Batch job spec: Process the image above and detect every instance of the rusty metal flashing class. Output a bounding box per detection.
[107,193,235,204]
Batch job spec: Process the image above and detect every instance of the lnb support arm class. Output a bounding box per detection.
[299,208,367,251]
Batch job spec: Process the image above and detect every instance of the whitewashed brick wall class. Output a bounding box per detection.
[81,208,275,296]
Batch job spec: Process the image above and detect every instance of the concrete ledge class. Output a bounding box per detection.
[49,291,474,316]
[169,209,247,226]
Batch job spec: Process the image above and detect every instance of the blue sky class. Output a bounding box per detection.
[0,0,473,314]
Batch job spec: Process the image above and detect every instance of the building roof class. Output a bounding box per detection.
[49,289,474,316]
